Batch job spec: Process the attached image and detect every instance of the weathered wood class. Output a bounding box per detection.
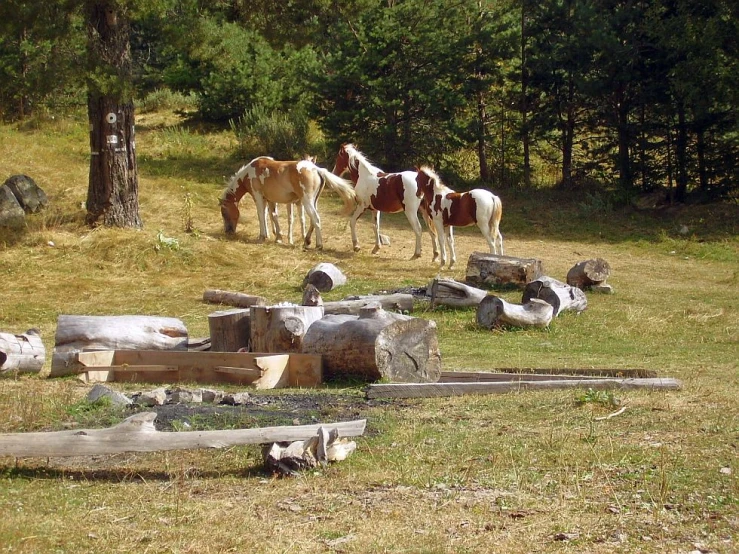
[0,412,367,458]
[439,371,605,382]
[302,263,347,292]
[566,258,611,289]
[522,276,588,317]
[50,315,189,377]
[208,308,251,352]
[465,252,544,289]
[476,296,554,329]
[302,304,441,383]
[301,284,323,306]
[202,289,268,309]
[443,367,658,379]
[0,329,45,375]
[366,378,683,399]
[429,278,488,308]
[322,293,415,315]
[250,305,324,353]
[3,174,48,213]
[264,427,357,475]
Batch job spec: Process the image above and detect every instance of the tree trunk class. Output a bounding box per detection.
[302,305,441,383]
[208,309,251,352]
[203,289,268,309]
[302,263,347,292]
[521,2,531,188]
[0,329,45,376]
[84,2,141,228]
[429,278,487,308]
[566,258,611,289]
[50,315,188,377]
[675,103,688,202]
[522,276,587,317]
[465,252,544,289]
[250,306,324,353]
[476,296,553,329]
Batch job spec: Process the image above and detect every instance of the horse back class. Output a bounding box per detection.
[435,191,478,227]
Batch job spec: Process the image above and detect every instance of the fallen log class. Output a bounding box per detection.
[429,278,487,308]
[0,329,45,376]
[208,308,251,352]
[566,258,611,289]
[0,412,367,458]
[322,293,414,315]
[465,252,544,289]
[203,289,268,309]
[50,315,188,377]
[302,262,347,292]
[250,305,324,353]
[476,296,553,329]
[366,378,682,399]
[522,276,587,317]
[302,304,441,382]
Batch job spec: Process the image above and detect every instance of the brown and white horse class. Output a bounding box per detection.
[416,166,504,269]
[220,156,356,250]
[332,143,438,259]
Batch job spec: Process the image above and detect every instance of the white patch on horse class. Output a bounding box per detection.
[296,160,316,172]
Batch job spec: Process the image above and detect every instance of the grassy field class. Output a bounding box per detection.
[0,112,737,554]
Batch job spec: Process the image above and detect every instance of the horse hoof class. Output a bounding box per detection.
[371,246,380,254]
[354,246,361,252]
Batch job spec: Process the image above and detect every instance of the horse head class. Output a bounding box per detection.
[220,195,240,234]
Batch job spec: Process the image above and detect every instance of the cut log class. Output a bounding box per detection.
[0,329,45,375]
[522,276,587,317]
[566,258,611,289]
[429,278,488,308]
[302,304,441,383]
[250,305,324,353]
[0,185,26,229]
[202,289,268,309]
[477,296,554,329]
[302,262,347,292]
[208,308,251,352]
[366,378,683,399]
[3,174,48,213]
[50,315,188,377]
[0,412,367,458]
[322,293,414,315]
[465,252,544,289]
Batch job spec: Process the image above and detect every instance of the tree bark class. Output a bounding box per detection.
[0,329,45,376]
[84,2,141,228]
[476,296,553,329]
[208,309,251,352]
[302,305,441,383]
[566,258,611,289]
[522,277,587,317]
[465,252,544,289]
[302,263,347,292]
[429,278,487,308]
[250,306,324,353]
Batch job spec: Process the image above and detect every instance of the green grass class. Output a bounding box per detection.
[0,111,737,553]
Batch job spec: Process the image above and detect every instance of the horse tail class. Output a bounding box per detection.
[314,167,357,216]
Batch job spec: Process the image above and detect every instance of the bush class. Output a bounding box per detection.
[230,106,310,160]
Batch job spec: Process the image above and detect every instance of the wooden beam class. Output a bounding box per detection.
[365,378,682,399]
[440,368,659,380]
[0,413,367,458]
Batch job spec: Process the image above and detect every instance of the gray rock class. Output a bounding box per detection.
[0,185,26,229]
[86,384,132,407]
[169,388,203,404]
[134,387,167,406]
[4,174,48,213]
[221,392,250,405]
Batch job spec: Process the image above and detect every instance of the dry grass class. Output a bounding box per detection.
[0,112,737,553]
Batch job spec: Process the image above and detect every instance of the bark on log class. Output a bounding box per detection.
[50,315,188,377]
[476,296,554,329]
[429,278,488,308]
[3,174,48,213]
[0,412,367,458]
[302,263,347,292]
[203,289,268,309]
[208,309,251,352]
[250,305,324,353]
[322,293,414,315]
[465,252,544,289]
[0,329,45,375]
[302,304,441,383]
[522,276,587,317]
[566,258,611,289]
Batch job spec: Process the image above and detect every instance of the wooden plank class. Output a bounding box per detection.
[444,367,659,379]
[104,365,179,373]
[253,355,290,389]
[0,413,367,458]
[288,354,323,387]
[214,366,263,378]
[77,350,116,367]
[439,371,604,383]
[365,378,682,399]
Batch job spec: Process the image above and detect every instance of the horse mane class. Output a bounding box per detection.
[344,144,381,174]
[419,165,451,194]
[223,156,275,199]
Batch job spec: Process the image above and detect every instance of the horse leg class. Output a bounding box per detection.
[349,205,364,252]
[434,218,447,268]
[372,211,382,254]
[254,194,268,242]
[421,211,439,262]
[406,210,423,260]
[302,197,323,250]
[300,204,312,246]
[268,202,283,243]
[447,226,457,269]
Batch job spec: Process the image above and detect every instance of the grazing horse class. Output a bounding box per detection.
[416,166,504,269]
[332,143,438,259]
[220,156,356,250]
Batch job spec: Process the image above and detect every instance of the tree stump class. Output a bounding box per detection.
[302,263,347,292]
[566,258,611,289]
[465,252,543,289]
[3,175,48,213]
[429,278,488,308]
[476,296,554,329]
[208,309,251,352]
[203,289,268,308]
[0,185,26,229]
[250,305,324,353]
[301,284,323,306]
[0,329,45,376]
[50,315,189,377]
[522,276,587,317]
[301,304,441,383]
